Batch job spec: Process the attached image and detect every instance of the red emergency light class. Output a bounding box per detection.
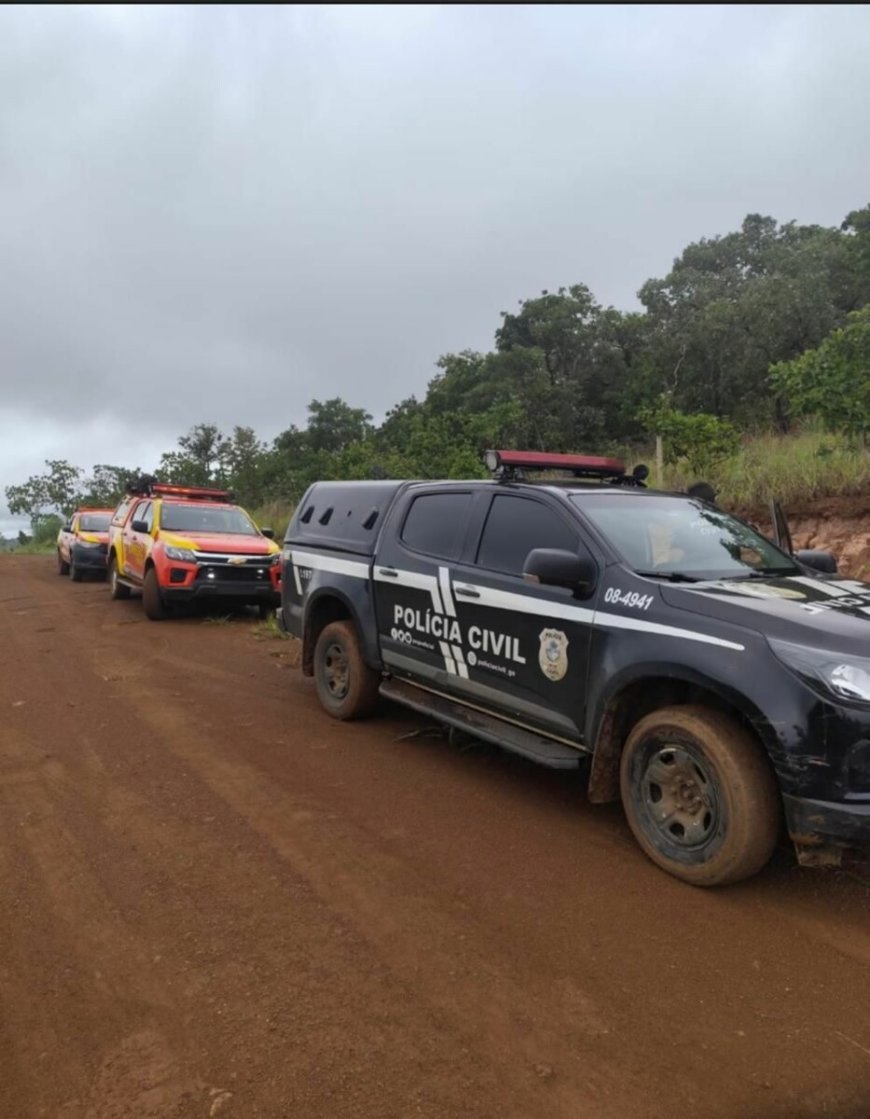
[485,449,627,478]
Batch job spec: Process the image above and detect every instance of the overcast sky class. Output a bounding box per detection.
[2,3,870,534]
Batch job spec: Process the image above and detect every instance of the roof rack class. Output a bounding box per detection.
[484,449,649,487]
[127,476,234,502]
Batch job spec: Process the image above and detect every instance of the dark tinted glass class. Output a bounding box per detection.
[477,495,579,575]
[79,513,111,531]
[160,503,257,535]
[400,493,473,560]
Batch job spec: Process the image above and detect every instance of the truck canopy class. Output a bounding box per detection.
[287,481,406,556]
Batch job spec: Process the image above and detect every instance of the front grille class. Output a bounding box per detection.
[193,551,271,566]
[195,565,270,583]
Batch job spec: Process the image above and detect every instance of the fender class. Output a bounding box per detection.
[586,658,779,804]
[302,581,382,675]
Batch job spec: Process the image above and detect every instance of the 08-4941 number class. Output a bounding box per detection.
[603,587,653,611]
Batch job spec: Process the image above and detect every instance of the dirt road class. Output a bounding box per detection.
[1,555,868,1119]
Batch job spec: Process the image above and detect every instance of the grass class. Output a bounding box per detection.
[252,614,290,641]
[250,501,295,542]
[635,429,870,510]
[11,540,56,555]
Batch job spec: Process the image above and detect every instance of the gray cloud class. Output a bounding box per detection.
[2,3,870,532]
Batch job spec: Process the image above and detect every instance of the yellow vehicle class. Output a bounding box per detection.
[57,507,113,582]
[107,481,281,620]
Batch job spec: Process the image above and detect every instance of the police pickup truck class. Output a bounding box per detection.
[278,450,870,886]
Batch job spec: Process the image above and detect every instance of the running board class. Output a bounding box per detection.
[380,678,585,770]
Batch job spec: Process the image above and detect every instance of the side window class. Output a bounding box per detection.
[476,495,582,576]
[400,492,473,561]
[113,499,131,526]
[133,501,153,531]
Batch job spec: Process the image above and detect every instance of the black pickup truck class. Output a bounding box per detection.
[277,451,870,886]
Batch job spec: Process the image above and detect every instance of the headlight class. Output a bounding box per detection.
[769,639,870,704]
[76,540,102,549]
[165,545,197,563]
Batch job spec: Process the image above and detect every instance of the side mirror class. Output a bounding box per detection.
[131,519,149,533]
[62,524,72,533]
[523,549,597,595]
[795,548,838,575]
[260,527,275,540]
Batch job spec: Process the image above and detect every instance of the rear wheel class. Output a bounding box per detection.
[142,567,169,621]
[108,555,130,600]
[258,603,275,621]
[313,620,379,720]
[619,705,780,887]
[57,550,70,576]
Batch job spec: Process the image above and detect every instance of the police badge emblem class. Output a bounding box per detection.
[538,628,569,682]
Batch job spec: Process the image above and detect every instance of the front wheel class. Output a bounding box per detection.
[313,620,379,720]
[108,555,130,600]
[57,551,70,576]
[142,567,169,621]
[620,705,780,887]
[70,559,83,582]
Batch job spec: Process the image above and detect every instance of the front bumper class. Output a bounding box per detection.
[71,543,108,571]
[783,793,870,856]
[163,580,280,606]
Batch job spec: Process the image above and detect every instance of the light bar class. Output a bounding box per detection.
[150,483,231,502]
[485,449,626,476]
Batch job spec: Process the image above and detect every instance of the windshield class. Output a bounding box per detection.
[79,513,111,531]
[573,494,798,579]
[159,503,258,535]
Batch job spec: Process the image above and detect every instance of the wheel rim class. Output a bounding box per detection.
[640,743,721,849]
[323,642,350,700]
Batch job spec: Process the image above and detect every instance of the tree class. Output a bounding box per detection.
[5,459,83,534]
[638,399,740,476]
[770,306,870,441]
[80,464,140,507]
[638,214,868,428]
[305,398,373,454]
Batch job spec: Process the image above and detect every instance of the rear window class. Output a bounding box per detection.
[79,513,111,532]
[400,492,473,560]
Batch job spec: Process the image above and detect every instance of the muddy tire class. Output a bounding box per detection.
[108,555,130,600]
[142,567,169,621]
[313,620,379,720]
[620,705,780,887]
[258,603,274,621]
[70,559,83,583]
[57,551,70,576]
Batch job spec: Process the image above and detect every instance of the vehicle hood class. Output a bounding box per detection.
[159,531,279,556]
[663,573,870,655]
[78,531,109,544]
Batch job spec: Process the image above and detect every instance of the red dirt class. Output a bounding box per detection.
[741,496,870,579]
[1,555,869,1119]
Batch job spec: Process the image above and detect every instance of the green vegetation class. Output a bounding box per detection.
[5,205,870,531]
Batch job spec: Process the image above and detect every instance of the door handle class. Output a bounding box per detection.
[454,585,480,599]
[378,567,399,578]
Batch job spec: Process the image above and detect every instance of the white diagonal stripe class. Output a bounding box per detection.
[439,640,457,675]
[439,566,456,617]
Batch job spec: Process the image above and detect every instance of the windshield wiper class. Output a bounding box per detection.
[635,571,701,583]
[725,567,799,580]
